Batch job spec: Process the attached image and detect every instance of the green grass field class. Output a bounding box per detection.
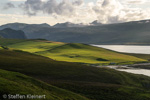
[0,48,150,100]
[0,39,147,65]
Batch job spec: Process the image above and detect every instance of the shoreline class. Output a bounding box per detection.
[96,63,150,77]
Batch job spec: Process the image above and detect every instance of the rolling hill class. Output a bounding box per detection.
[0,39,146,65]
[1,20,150,45]
[0,46,150,100]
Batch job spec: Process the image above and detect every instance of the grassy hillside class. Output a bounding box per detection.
[36,43,146,65]
[0,48,150,100]
[0,39,146,65]
[0,69,88,100]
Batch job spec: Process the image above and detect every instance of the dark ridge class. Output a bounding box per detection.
[0,28,26,39]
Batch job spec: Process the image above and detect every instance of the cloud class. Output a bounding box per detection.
[9,0,26,1]
[92,0,124,23]
[9,0,47,1]
[4,0,150,24]
[90,0,150,24]
[19,0,84,16]
[3,2,16,10]
[124,0,147,4]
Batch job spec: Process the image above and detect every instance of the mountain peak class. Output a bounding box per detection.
[90,20,103,26]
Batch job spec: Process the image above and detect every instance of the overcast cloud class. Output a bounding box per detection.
[2,0,150,24]
[3,2,16,10]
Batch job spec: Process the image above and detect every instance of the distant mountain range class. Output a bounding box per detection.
[0,28,26,39]
[0,22,87,30]
[0,23,51,30]
[1,19,150,45]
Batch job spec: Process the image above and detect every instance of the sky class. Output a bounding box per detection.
[0,0,150,25]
